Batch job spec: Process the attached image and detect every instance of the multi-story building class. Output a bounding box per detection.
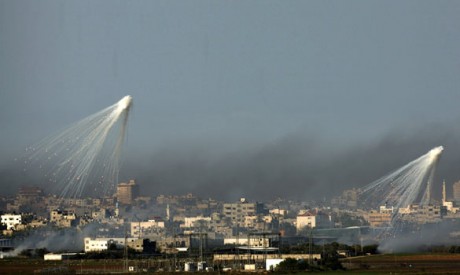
[6,186,46,214]
[1,214,22,230]
[363,204,394,227]
[331,188,360,209]
[84,237,156,253]
[453,181,460,201]
[91,208,108,221]
[182,216,211,229]
[117,180,139,205]
[131,219,165,237]
[296,210,332,231]
[17,186,44,204]
[399,204,447,224]
[244,215,261,229]
[222,198,264,226]
[366,210,392,227]
[224,236,271,248]
[50,210,78,227]
[269,208,288,216]
[208,213,232,237]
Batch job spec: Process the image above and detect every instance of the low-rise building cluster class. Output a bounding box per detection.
[2,178,460,258]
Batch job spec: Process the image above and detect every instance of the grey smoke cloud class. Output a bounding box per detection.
[120,123,460,202]
[7,223,102,255]
[3,122,460,202]
[378,220,460,253]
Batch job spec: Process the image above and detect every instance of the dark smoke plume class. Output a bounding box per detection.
[121,122,460,202]
[3,122,460,202]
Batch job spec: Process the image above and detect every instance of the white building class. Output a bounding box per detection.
[44,253,78,261]
[130,219,165,237]
[1,214,21,230]
[443,201,459,213]
[269,209,288,216]
[224,236,270,248]
[296,211,332,231]
[266,259,284,271]
[84,237,141,252]
[44,253,63,261]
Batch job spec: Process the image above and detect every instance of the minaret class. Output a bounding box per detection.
[426,180,432,204]
[442,180,447,204]
[166,203,170,222]
[115,201,119,217]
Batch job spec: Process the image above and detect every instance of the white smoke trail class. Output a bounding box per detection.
[360,146,443,209]
[23,96,132,198]
[360,146,443,238]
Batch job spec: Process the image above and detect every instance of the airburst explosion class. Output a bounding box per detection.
[23,96,132,198]
[360,146,444,238]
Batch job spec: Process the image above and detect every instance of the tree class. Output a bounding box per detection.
[276,258,309,272]
[320,244,344,270]
[108,242,118,251]
[363,244,378,254]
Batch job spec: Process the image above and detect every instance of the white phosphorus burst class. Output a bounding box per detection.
[23,96,132,198]
[359,146,443,238]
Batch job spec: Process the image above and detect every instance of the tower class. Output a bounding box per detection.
[115,202,119,217]
[166,203,170,222]
[116,179,139,205]
[426,179,431,204]
[442,180,446,203]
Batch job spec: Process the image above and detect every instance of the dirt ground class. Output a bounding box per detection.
[3,254,460,274]
[343,253,460,274]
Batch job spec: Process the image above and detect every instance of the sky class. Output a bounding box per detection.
[1,1,460,201]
